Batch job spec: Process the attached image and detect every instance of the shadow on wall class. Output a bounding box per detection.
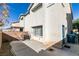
[66,13,73,34]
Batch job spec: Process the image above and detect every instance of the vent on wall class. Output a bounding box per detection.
[21,17,23,20]
[62,3,65,7]
[31,3,42,12]
[47,3,55,8]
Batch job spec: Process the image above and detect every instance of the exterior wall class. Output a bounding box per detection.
[30,4,45,27]
[64,3,72,33]
[64,3,71,13]
[11,15,25,32]
[19,17,25,28]
[44,3,67,43]
[24,14,30,32]
[66,13,72,33]
[12,28,20,31]
[11,23,20,31]
[30,3,45,42]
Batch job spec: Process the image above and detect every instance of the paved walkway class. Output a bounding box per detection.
[22,40,45,53]
[10,41,78,56]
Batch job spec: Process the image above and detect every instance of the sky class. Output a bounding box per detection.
[72,3,79,20]
[7,3,30,22]
[0,3,30,29]
[0,3,79,29]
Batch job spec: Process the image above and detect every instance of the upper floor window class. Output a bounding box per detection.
[31,3,42,12]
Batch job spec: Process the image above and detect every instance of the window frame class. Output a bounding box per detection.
[32,25,43,37]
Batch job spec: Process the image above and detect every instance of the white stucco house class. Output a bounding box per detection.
[11,15,25,32]
[23,3,73,48]
[11,22,20,31]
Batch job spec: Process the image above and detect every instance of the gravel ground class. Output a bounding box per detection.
[0,41,13,56]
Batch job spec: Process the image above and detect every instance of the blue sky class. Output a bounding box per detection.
[7,3,30,22]
[72,3,79,20]
[0,3,79,29]
[0,3,30,29]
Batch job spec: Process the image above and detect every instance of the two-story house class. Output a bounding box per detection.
[23,3,73,48]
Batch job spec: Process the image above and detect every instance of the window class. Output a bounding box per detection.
[32,26,43,36]
[31,3,42,12]
[20,27,23,32]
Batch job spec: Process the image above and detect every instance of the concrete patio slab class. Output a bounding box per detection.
[10,41,78,56]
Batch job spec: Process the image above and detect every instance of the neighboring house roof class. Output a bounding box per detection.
[11,16,25,28]
[11,23,20,28]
